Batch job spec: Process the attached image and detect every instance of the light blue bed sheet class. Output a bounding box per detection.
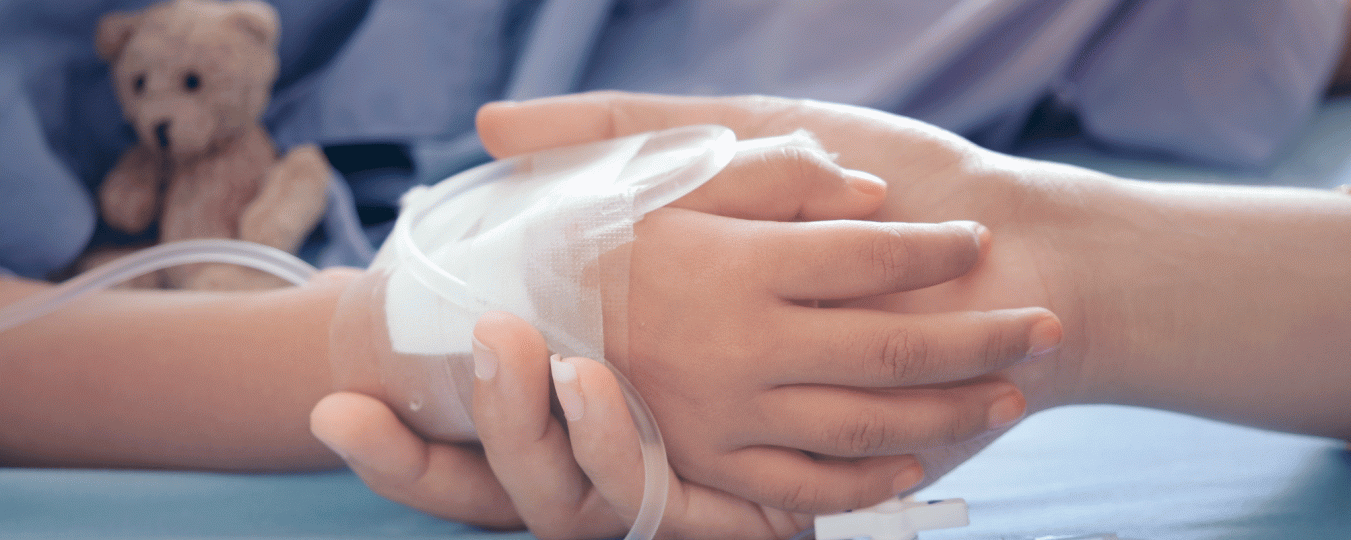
[5,98,1351,539]
[2,405,1345,539]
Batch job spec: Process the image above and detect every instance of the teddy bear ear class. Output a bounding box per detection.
[95,10,142,61]
[225,0,280,49]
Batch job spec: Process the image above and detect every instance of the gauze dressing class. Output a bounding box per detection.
[330,124,736,439]
[328,124,749,540]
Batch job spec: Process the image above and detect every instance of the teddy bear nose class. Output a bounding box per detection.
[154,121,171,149]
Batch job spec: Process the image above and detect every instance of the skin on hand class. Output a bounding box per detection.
[483,91,1351,442]
[310,123,1059,534]
[311,311,818,539]
[479,93,1064,502]
[310,391,522,529]
[321,90,1351,534]
[321,91,1351,535]
[619,207,1052,511]
[472,311,822,539]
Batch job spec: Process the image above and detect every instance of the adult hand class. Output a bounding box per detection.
[479,90,1351,457]
[468,310,819,539]
[309,138,1053,532]
[617,205,1058,512]
[475,93,1078,335]
[308,311,826,539]
[495,105,1063,512]
[477,91,1079,495]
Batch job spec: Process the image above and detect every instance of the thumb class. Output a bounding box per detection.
[475,91,796,159]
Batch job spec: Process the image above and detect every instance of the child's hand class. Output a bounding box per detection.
[479,92,1066,503]
[306,138,953,531]
[472,311,822,539]
[619,207,1054,512]
[310,93,1060,534]
[494,104,1057,513]
[314,311,823,539]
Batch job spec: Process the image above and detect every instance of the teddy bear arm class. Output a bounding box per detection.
[100,145,163,234]
[238,143,331,252]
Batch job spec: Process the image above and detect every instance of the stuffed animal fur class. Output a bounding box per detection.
[95,0,329,289]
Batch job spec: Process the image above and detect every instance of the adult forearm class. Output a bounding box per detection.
[0,277,344,470]
[1074,180,1351,439]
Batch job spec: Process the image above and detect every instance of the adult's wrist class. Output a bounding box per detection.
[1064,179,1351,437]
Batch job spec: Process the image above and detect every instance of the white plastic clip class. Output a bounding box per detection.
[814,497,969,540]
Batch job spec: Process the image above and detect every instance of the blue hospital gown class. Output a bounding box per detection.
[0,0,1344,278]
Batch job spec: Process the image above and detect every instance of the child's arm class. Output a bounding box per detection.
[0,270,353,470]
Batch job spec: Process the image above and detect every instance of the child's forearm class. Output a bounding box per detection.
[0,275,347,470]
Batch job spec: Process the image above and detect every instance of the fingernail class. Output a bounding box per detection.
[973,223,991,247]
[472,337,498,380]
[987,391,1026,430]
[1028,315,1063,357]
[315,432,388,477]
[845,170,887,198]
[550,355,585,421]
[950,220,990,244]
[892,462,926,494]
[311,431,349,464]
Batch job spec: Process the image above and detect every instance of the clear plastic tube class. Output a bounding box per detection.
[609,360,670,540]
[0,239,317,332]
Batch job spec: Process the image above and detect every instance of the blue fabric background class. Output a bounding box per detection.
[2,0,1344,277]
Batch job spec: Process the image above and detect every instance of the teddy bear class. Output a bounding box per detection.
[93,0,329,290]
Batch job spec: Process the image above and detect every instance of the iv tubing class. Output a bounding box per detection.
[0,239,317,332]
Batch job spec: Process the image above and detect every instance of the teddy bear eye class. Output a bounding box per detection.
[183,72,201,92]
[132,74,146,95]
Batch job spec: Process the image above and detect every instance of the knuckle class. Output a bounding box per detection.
[776,144,834,179]
[771,479,831,514]
[934,406,976,447]
[768,472,872,515]
[986,327,1022,368]
[751,146,835,203]
[867,324,928,384]
[918,392,992,447]
[975,318,1028,372]
[827,407,895,456]
[865,227,914,287]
